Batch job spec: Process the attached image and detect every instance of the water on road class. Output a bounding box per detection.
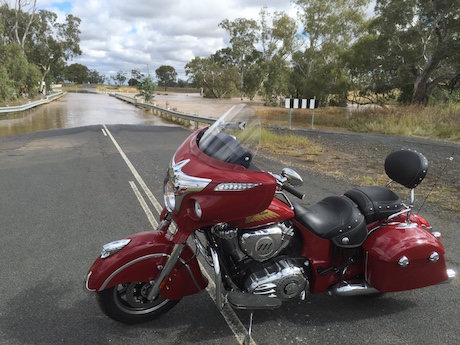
[0,93,171,137]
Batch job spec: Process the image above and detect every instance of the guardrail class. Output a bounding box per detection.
[110,93,216,129]
[0,91,66,114]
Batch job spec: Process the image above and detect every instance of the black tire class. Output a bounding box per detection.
[96,281,180,324]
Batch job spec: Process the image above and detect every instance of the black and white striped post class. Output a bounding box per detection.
[285,97,318,129]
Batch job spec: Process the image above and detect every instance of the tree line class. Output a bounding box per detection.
[2,0,459,106]
[186,0,460,106]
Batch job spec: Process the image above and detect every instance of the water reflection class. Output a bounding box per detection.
[0,93,171,137]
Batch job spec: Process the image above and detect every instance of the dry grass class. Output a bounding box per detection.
[256,104,460,143]
[260,128,323,161]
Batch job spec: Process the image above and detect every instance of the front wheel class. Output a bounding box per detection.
[96,281,180,324]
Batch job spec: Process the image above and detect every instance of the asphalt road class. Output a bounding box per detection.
[0,125,458,345]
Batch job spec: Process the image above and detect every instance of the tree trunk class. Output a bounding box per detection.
[39,64,50,94]
[412,54,440,105]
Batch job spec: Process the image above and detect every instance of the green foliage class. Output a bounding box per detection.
[112,71,127,86]
[185,54,239,98]
[0,66,15,101]
[88,69,105,84]
[291,0,370,105]
[26,11,82,92]
[368,0,460,105]
[26,63,41,98]
[65,63,88,84]
[136,75,156,102]
[155,65,177,89]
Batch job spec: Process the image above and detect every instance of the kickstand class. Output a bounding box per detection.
[244,310,254,345]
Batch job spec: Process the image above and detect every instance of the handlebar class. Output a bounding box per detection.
[281,184,305,200]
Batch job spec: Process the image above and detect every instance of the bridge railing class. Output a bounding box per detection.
[110,93,216,129]
[0,91,66,114]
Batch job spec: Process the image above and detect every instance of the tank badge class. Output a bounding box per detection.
[245,209,279,223]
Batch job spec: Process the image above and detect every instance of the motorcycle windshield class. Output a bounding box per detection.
[198,104,260,168]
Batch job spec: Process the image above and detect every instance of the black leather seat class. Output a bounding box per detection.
[344,186,402,224]
[292,196,367,248]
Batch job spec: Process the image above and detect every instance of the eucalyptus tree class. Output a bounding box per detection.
[219,18,259,100]
[88,69,105,85]
[0,0,37,51]
[112,70,127,85]
[185,51,239,99]
[292,0,370,104]
[257,7,298,104]
[370,0,460,105]
[155,65,178,89]
[65,63,88,84]
[26,10,81,93]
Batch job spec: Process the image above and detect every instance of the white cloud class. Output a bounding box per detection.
[36,1,372,81]
[34,0,296,80]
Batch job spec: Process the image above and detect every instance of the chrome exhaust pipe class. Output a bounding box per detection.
[329,280,380,297]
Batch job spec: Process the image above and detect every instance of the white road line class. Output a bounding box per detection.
[102,124,163,214]
[199,261,257,345]
[129,181,158,229]
[103,124,254,345]
[101,128,107,136]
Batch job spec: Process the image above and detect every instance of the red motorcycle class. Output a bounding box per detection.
[85,104,455,327]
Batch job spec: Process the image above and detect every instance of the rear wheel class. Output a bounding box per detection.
[96,281,180,324]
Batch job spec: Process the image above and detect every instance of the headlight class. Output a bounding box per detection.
[164,180,176,212]
[101,239,131,259]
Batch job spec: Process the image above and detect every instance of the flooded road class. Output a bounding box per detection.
[0,93,171,137]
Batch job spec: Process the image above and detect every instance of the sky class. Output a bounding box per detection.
[35,0,297,81]
[35,0,375,82]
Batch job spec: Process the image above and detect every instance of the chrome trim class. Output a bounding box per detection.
[387,208,411,220]
[211,247,225,311]
[85,271,95,292]
[281,168,303,186]
[398,256,410,267]
[101,239,131,259]
[431,231,441,239]
[100,253,169,291]
[329,280,380,297]
[396,223,418,229]
[193,232,213,267]
[429,252,440,262]
[442,269,456,284]
[167,156,211,212]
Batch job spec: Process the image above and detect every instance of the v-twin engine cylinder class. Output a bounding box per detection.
[239,222,295,262]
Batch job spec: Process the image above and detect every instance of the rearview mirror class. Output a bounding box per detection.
[281,168,303,187]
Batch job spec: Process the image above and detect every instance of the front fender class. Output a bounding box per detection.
[85,230,208,300]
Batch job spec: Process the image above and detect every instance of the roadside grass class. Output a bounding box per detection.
[259,105,460,212]
[257,104,460,143]
[260,128,323,161]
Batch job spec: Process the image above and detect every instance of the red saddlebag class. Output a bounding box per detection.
[363,225,448,292]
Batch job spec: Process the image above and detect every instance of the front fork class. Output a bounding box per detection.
[147,242,185,301]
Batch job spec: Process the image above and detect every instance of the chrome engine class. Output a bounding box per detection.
[212,221,309,301]
[244,257,309,301]
[239,222,295,262]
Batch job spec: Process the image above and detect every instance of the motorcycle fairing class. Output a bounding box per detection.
[85,230,208,300]
[168,130,277,235]
[231,197,295,228]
